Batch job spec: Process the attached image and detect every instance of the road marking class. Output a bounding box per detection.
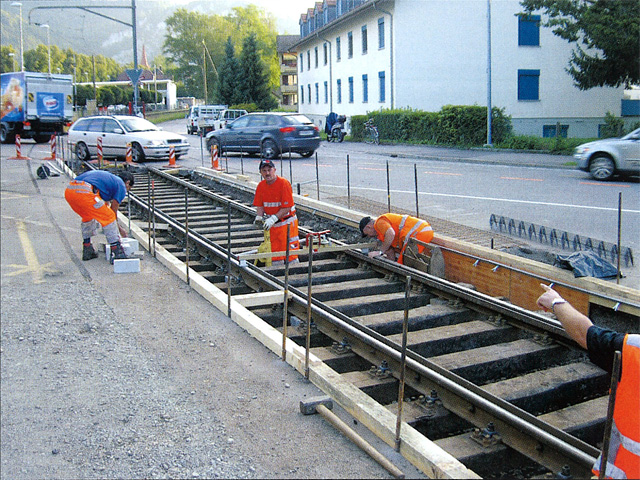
[423,171,463,176]
[4,220,59,284]
[360,167,386,171]
[320,184,640,215]
[500,176,544,182]
[579,182,632,188]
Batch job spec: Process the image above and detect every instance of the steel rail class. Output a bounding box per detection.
[127,170,600,474]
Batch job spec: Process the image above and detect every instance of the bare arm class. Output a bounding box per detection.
[110,200,127,238]
[536,284,592,349]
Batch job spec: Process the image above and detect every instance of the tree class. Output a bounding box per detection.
[1,45,17,73]
[216,37,242,106]
[238,33,277,111]
[520,0,640,89]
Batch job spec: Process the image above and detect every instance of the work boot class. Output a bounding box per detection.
[82,244,99,261]
[109,242,129,264]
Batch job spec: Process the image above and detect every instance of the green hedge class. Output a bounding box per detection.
[351,106,512,146]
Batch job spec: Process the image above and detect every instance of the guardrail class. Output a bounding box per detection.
[489,214,634,267]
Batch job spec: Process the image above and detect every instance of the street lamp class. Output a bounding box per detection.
[39,23,51,75]
[11,2,24,71]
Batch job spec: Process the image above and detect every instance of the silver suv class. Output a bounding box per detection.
[575,127,640,180]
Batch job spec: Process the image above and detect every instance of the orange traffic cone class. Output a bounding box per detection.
[43,134,56,160]
[211,144,220,170]
[165,146,176,167]
[125,143,133,164]
[8,135,30,160]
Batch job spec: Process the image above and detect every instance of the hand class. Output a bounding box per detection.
[253,215,263,227]
[263,214,278,231]
[536,283,563,311]
[368,250,383,258]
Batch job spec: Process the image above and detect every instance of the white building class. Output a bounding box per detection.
[293,0,625,138]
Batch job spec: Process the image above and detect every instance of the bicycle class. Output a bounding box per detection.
[363,118,379,145]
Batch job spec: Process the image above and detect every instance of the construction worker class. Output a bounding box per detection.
[252,159,300,264]
[359,213,434,264]
[64,170,134,264]
[536,284,639,479]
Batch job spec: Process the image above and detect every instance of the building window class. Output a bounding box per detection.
[543,124,568,138]
[301,87,304,104]
[378,71,385,102]
[336,37,341,61]
[315,82,319,103]
[300,54,304,72]
[362,74,368,103]
[518,69,540,100]
[323,43,328,65]
[361,25,368,54]
[348,76,354,103]
[314,47,318,68]
[378,17,385,49]
[308,84,311,105]
[324,81,328,103]
[348,31,353,58]
[307,50,311,71]
[337,79,342,104]
[518,14,540,46]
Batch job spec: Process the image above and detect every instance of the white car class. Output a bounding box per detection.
[575,127,640,180]
[69,115,190,162]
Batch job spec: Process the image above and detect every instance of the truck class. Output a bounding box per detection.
[1,71,74,144]
[185,104,227,135]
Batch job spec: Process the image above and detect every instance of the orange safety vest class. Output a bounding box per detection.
[374,213,434,263]
[592,334,640,479]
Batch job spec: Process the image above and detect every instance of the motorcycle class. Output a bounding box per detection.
[328,114,347,143]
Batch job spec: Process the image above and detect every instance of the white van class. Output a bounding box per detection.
[212,109,248,130]
[186,104,227,135]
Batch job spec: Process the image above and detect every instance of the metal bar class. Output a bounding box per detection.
[282,224,291,360]
[227,201,232,317]
[237,242,377,261]
[315,152,320,201]
[147,172,151,251]
[185,188,190,285]
[599,351,622,479]
[395,275,411,451]
[414,164,419,218]
[305,237,314,380]
[347,154,351,209]
[616,192,622,285]
[386,159,391,212]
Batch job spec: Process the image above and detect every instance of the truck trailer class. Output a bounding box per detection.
[1,71,74,144]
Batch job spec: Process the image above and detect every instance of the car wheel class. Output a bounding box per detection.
[35,135,50,144]
[76,142,91,161]
[261,139,279,160]
[0,124,14,144]
[207,138,222,157]
[300,150,314,158]
[131,143,145,163]
[589,155,615,181]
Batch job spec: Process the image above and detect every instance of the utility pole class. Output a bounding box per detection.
[202,40,207,104]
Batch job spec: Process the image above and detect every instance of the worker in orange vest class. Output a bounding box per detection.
[537,284,639,479]
[252,159,300,264]
[359,213,434,264]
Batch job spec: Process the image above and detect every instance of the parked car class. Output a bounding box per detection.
[206,112,320,160]
[574,127,640,180]
[186,104,227,135]
[211,108,248,131]
[69,115,190,162]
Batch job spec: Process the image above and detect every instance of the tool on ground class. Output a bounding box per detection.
[300,396,405,479]
[255,229,272,267]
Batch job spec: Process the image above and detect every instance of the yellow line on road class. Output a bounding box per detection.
[5,220,57,284]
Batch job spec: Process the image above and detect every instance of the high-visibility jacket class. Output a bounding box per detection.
[374,213,433,264]
[253,176,299,262]
[592,334,640,479]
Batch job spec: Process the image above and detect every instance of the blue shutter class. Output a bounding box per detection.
[362,74,368,103]
[378,18,385,49]
[518,69,540,100]
[348,76,354,103]
[337,79,342,103]
[378,71,385,102]
[518,15,540,46]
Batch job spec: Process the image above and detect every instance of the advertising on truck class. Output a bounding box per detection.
[1,72,26,122]
[37,92,65,118]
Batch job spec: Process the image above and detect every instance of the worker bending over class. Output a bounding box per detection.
[359,213,433,264]
[64,169,134,264]
[537,284,639,479]
[252,159,300,264]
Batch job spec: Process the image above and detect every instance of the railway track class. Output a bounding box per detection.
[118,165,637,479]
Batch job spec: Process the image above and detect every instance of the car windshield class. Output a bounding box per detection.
[622,127,640,140]
[282,115,313,125]
[119,117,158,133]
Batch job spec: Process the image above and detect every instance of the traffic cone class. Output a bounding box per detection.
[8,135,30,160]
[125,143,133,164]
[43,134,56,160]
[211,144,220,170]
[165,146,176,167]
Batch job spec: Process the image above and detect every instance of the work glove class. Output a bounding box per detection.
[253,215,263,227]
[263,214,278,231]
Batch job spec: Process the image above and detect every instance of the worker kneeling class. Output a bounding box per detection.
[360,213,433,264]
[253,159,300,265]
